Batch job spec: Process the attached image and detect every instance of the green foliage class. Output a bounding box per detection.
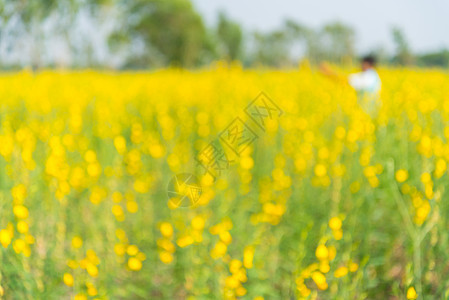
[0,0,447,69]
[251,20,356,67]
[216,12,243,62]
[391,27,414,66]
[252,30,291,68]
[320,22,355,64]
[416,49,449,68]
[111,0,214,68]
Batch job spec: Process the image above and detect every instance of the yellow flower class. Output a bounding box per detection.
[435,158,447,178]
[128,257,143,271]
[191,216,205,230]
[177,235,194,248]
[315,244,329,261]
[395,169,409,183]
[133,179,149,194]
[0,229,12,248]
[89,186,106,204]
[17,221,29,234]
[116,228,127,241]
[333,229,343,240]
[420,172,431,183]
[236,286,247,296]
[87,286,98,296]
[349,262,359,272]
[114,244,126,256]
[86,263,99,277]
[84,150,97,163]
[72,236,83,249]
[87,163,102,178]
[243,246,255,269]
[11,184,27,203]
[225,275,240,289]
[335,126,346,139]
[229,259,242,274]
[327,245,337,261]
[13,205,29,219]
[210,241,227,259]
[112,191,123,203]
[329,217,342,230]
[297,282,311,297]
[240,156,254,170]
[219,231,232,245]
[74,294,87,300]
[25,234,35,245]
[160,222,174,238]
[112,204,124,217]
[235,269,247,283]
[311,271,328,290]
[407,287,418,299]
[159,251,174,264]
[63,273,74,287]
[350,181,360,193]
[127,245,139,256]
[319,261,330,273]
[149,144,165,158]
[314,164,327,177]
[86,249,100,265]
[158,238,175,253]
[67,259,78,269]
[13,239,26,254]
[126,201,139,213]
[114,136,127,154]
[136,252,146,261]
[334,266,348,278]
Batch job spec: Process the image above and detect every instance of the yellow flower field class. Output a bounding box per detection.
[0,66,448,299]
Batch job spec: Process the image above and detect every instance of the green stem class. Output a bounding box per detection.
[387,158,423,298]
[413,240,423,299]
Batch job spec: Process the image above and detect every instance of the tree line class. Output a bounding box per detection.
[0,0,447,69]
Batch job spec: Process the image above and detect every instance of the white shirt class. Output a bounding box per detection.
[348,69,381,94]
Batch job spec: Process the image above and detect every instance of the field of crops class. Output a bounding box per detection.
[0,66,448,299]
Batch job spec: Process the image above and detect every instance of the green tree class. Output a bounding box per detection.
[0,0,58,68]
[417,49,449,68]
[284,19,313,63]
[391,27,414,66]
[110,0,214,68]
[0,0,87,68]
[251,30,291,67]
[282,20,356,66]
[320,21,355,64]
[216,11,243,62]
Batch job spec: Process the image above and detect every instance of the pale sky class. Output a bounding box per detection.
[191,0,449,54]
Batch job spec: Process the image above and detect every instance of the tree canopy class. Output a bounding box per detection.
[0,0,447,69]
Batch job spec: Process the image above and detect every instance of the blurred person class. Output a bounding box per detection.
[320,55,381,118]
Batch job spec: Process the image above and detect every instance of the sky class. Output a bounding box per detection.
[191,0,449,54]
